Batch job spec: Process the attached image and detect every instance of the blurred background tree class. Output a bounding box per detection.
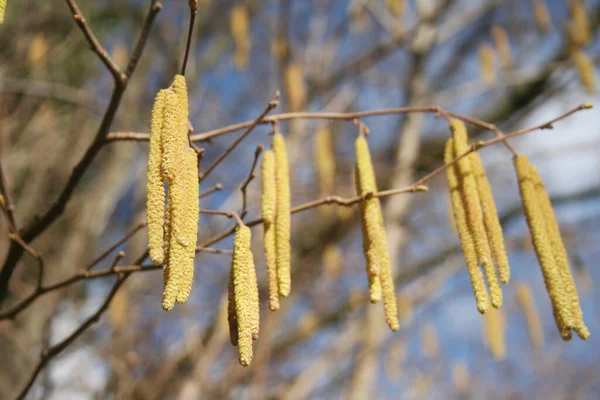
[0,0,599,399]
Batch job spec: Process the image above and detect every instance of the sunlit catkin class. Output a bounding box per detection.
[532,0,551,33]
[229,224,258,366]
[445,139,489,313]
[285,63,307,112]
[355,136,399,331]
[471,153,510,284]
[161,77,189,182]
[262,149,279,311]
[452,121,502,308]
[491,26,512,73]
[0,0,5,24]
[314,124,336,199]
[515,282,544,349]
[385,0,405,17]
[147,90,168,265]
[572,50,597,94]
[175,149,199,304]
[273,133,291,297]
[478,43,496,87]
[569,0,590,46]
[530,165,589,340]
[482,306,506,361]
[230,4,250,69]
[514,155,573,339]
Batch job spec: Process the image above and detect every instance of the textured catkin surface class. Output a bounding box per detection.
[451,120,502,308]
[471,153,510,284]
[516,282,544,349]
[262,150,279,310]
[445,139,489,313]
[273,133,291,297]
[0,0,5,24]
[530,165,589,340]
[162,77,188,182]
[147,90,168,264]
[355,136,398,331]
[514,155,573,339]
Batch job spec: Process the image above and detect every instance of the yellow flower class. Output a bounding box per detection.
[262,149,279,311]
[274,133,292,297]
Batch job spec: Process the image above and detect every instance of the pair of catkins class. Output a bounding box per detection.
[445,119,589,340]
[147,75,199,312]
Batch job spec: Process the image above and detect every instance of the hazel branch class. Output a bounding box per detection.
[181,1,197,76]
[199,183,223,199]
[240,145,263,219]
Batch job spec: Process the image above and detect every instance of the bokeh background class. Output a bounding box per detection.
[1,0,600,399]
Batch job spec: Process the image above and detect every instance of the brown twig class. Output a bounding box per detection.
[181,1,198,76]
[199,91,280,181]
[8,233,44,289]
[240,145,263,219]
[85,222,145,271]
[0,151,17,232]
[0,0,162,305]
[199,183,223,199]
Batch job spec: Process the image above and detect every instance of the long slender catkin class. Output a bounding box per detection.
[482,306,506,361]
[230,224,257,366]
[452,120,502,308]
[176,148,199,304]
[515,282,544,349]
[355,136,399,331]
[514,155,573,340]
[478,43,496,86]
[0,0,6,24]
[314,124,336,199]
[532,0,551,33]
[147,90,168,264]
[530,165,589,340]
[471,153,510,284]
[273,133,291,297]
[491,26,512,72]
[572,50,597,94]
[262,149,280,311]
[445,139,489,314]
[162,76,189,182]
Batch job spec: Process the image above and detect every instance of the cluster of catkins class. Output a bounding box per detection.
[445,119,589,341]
[147,75,199,312]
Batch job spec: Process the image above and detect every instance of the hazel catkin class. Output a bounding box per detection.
[491,26,512,72]
[162,75,189,182]
[262,149,280,311]
[514,155,573,340]
[452,120,502,308]
[478,43,496,87]
[515,282,544,349]
[572,50,597,94]
[314,124,336,199]
[273,133,292,297]
[445,138,489,313]
[0,0,5,24]
[147,90,169,265]
[482,305,506,361]
[532,0,551,33]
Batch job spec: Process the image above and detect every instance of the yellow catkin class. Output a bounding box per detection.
[482,305,506,361]
[397,294,413,325]
[28,35,48,67]
[262,149,279,311]
[0,0,5,24]
[230,4,250,69]
[572,50,597,94]
[514,155,573,340]
[175,149,199,304]
[452,121,502,308]
[478,43,496,86]
[532,0,551,33]
[421,323,439,357]
[385,0,405,16]
[147,89,169,265]
[530,165,589,340]
[161,81,188,182]
[314,124,336,199]
[355,136,399,331]
[471,153,510,284]
[445,139,489,313]
[227,265,239,347]
[515,282,544,349]
[109,288,129,330]
[322,244,342,278]
[356,178,382,303]
[274,133,292,297]
[569,0,591,46]
[491,26,512,73]
[230,225,257,366]
[285,63,307,112]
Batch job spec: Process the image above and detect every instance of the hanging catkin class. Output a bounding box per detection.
[0,0,5,24]
[532,0,551,33]
[176,148,199,304]
[262,149,279,311]
[147,90,169,264]
[445,138,489,314]
[491,26,512,73]
[530,165,589,340]
[314,124,336,199]
[572,50,597,94]
[515,282,544,350]
[273,133,292,297]
[230,4,250,69]
[228,224,259,366]
[569,0,590,46]
[161,77,189,182]
[482,305,506,361]
[478,43,496,86]
[470,153,510,284]
[514,155,574,340]
[452,120,502,308]
[285,63,307,112]
[355,135,399,331]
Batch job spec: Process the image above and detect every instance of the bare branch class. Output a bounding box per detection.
[240,145,263,219]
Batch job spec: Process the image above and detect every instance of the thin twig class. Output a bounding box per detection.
[181,2,198,76]
[0,151,17,232]
[85,222,145,271]
[199,183,223,199]
[199,91,280,181]
[240,145,263,219]
[8,233,44,289]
